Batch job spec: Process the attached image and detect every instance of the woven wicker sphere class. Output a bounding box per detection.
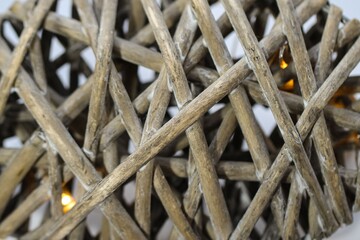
[0,0,359,239]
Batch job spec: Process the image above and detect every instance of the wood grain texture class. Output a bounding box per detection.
[0,0,358,238]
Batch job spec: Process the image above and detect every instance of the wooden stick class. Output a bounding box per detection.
[1,2,358,238]
[316,5,353,222]
[99,0,358,150]
[337,19,360,48]
[83,0,118,159]
[134,70,169,236]
[6,3,262,156]
[0,72,93,218]
[156,6,203,235]
[222,0,337,234]
[153,166,199,240]
[141,1,233,238]
[10,3,163,73]
[0,135,44,218]
[110,57,198,240]
[74,2,198,238]
[0,166,73,237]
[0,181,49,238]
[103,131,120,175]
[130,0,187,46]
[230,37,360,239]
[101,117,120,240]
[308,198,323,239]
[191,0,285,232]
[0,40,145,240]
[15,5,355,146]
[176,105,237,238]
[110,72,199,239]
[47,137,63,219]
[0,148,19,166]
[68,184,86,240]
[314,5,343,86]
[75,0,144,233]
[282,175,303,239]
[0,0,55,116]
[183,12,233,72]
[190,67,360,131]
[134,4,197,236]
[127,0,146,38]
[29,36,47,96]
[101,25,241,149]
[29,0,355,236]
[154,157,294,182]
[277,0,351,225]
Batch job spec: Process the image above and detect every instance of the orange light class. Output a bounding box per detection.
[347,132,360,144]
[333,101,346,108]
[334,86,356,97]
[329,97,346,108]
[329,86,356,109]
[281,79,294,91]
[279,43,290,69]
[334,131,360,147]
[279,58,288,69]
[61,192,76,213]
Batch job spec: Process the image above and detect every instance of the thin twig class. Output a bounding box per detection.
[0,0,55,116]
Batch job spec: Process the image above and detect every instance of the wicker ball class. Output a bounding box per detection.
[0,0,359,239]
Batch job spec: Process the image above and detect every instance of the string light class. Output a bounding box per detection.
[281,79,294,91]
[279,58,288,69]
[61,192,76,213]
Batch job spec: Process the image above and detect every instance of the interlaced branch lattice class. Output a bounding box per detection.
[0,0,359,239]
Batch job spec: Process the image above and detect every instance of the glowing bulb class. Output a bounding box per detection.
[281,79,294,91]
[61,192,76,213]
[329,97,346,108]
[61,194,71,205]
[334,102,345,108]
[334,131,360,148]
[279,58,288,69]
[279,43,290,69]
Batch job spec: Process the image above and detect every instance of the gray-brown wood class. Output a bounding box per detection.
[30,0,337,237]
[0,0,55,116]
[337,19,360,48]
[134,4,197,236]
[0,0,359,239]
[0,73,93,218]
[47,138,63,219]
[190,67,360,131]
[276,0,351,225]
[0,39,145,240]
[222,0,337,236]
[73,3,199,238]
[230,36,360,239]
[83,0,118,159]
[191,0,285,233]
[283,175,303,239]
[140,0,232,239]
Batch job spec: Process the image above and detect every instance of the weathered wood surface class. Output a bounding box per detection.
[0,0,358,239]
